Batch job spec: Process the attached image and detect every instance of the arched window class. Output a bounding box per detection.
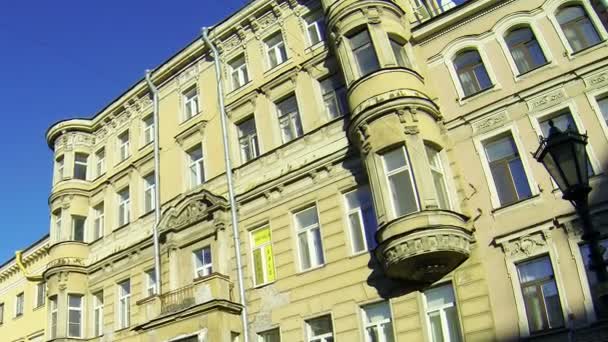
[453,50,492,97]
[556,5,601,52]
[505,27,547,74]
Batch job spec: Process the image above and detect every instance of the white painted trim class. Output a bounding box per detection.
[166,328,208,342]
[584,85,608,143]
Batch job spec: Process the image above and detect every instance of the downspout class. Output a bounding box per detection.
[15,251,43,282]
[201,27,250,342]
[145,70,163,296]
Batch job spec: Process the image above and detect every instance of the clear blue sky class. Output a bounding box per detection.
[0,0,249,261]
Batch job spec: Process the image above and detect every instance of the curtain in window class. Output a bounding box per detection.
[511,47,530,74]
[457,71,476,97]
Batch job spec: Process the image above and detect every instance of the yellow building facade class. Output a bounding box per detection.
[2,0,608,341]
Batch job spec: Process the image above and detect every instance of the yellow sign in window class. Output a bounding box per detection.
[251,227,275,285]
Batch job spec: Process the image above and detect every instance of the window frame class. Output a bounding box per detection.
[388,35,411,68]
[343,186,377,254]
[186,143,205,189]
[14,292,24,317]
[72,215,86,242]
[304,10,326,47]
[422,283,464,342]
[347,28,380,78]
[67,293,84,338]
[237,116,260,163]
[193,246,213,279]
[142,114,155,146]
[230,55,250,91]
[275,94,304,144]
[55,155,65,183]
[35,282,45,309]
[117,130,130,162]
[360,301,396,342]
[264,31,288,69]
[318,75,348,120]
[380,145,420,219]
[425,144,452,210]
[293,205,325,272]
[73,152,89,180]
[144,269,158,297]
[498,23,551,78]
[92,291,104,337]
[305,314,334,342]
[117,279,131,330]
[586,89,608,143]
[548,1,608,56]
[250,225,276,287]
[49,295,58,339]
[182,86,200,122]
[0,303,4,325]
[53,210,62,241]
[257,327,281,342]
[95,148,106,178]
[143,172,156,213]
[92,203,105,241]
[117,187,131,227]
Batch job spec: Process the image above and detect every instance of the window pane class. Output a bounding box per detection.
[429,311,445,342]
[308,315,332,336]
[350,30,379,75]
[425,285,456,310]
[445,306,463,342]
[364,301,390,324]
[383,148,407,172]
[454,50,491,96]
[518,257,554,283]
[348,212,366,252]
[295,207,319,229]
[557,6,601,51]
[259,328,281,342]
[298,232,311,270]
[579,240,608,318]
[598,96,608,123]
[506,27,546,73]
[389,170,418,216]
[508,158,533,199]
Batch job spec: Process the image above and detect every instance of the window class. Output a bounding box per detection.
[538,109,593,176]
[424,284,463,342]
[117,279,131,329]
[56,155,65,182]
[118,131,130,162]
[517,256,564,333]
[344,186,377,253]
[238,117,260,163]
[349,30,380,76]
[258,328,280,342]
[0,303,3,325]
[306,315,334,342]
[454,50,492,97]
[251,226,276,286]
[504,27,547,74]
[579,239,608,318]
[93,291,104,336]
[15,292,24,317]
[183,86,200,121]
[72,215,86,242]
[305,11,326,46]
[230,56,249,90]
[591,0,608,30]
[361,301,395,342]
[193,246,213,278]
[276,95,303,143]
[232,332,241,342]
[74,152,88,180]
[557,5,601,52]
[95,148,106,177]
[425,145,451,210]
[382,146,419,217]
[265,32,288,68]
[142,115,154,145]
[320,75,348,119]
[54,210,62,241]
[49,296,58,338]
[597,95,608,124]
[389,37,410,68]
[143,173,156,213]
[118,188,131,226]
[93,203,104,241]
[483,134,532,206]
[68,294,83,337]
[144,269,157,297]
[187,144,205,188]
[294,206,324,270]
[35,282,45,308]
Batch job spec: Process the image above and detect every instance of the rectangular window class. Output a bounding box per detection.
[382,146,419,217]
[15,292,24,317]
[183,86,200,121]
[143,114,154,145]
[306,315,334,342]
[117,279,131,329]
[320,75,348,119]
[258,328,280,342]
[579,239,608,318]
[35,282,45,308]
[238,117,260,163]
[49,296,58,338]
[143,173,156,213]
[118,131,130,162]
[276,95,303,144]
[230,56,249,90]
[54,210,62,241]
[93,291,104,337]
[517,256,564,333]
[483,134,532,206]
[265,32,288,69]
[305,11,326,46]
[349,30,380,76]
[294,206,324,270]
[67,294,83,337]
[538,109,593,176]
[598,95,608,124]
[251,226,276,286]
[144,269,157,297]
[232,332,241,342]
[74,153,88,180]
[187,144,205,188]
[118,188,131,226]
[56,155,65,182]
[93,203,104,241]
[425,145,451,210]
[361,301,395,342]
[344,187,377,253]
[95,148,106,177]
[193,246,213,278]
[389,38,410,68]
[0,303,4,325]
[424,284,463,342]
[72,215,86,242]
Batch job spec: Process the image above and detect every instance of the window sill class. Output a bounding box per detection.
[251,280,277,290]
[568,40,608,59]
[264,59,292,77]
[115,222,130,232]
[139,209,155,220]
[523,327,568,340]
[179,112,202,127]
[136,294,158,306]
[115,157,131,167]
[459,84,497,102]
[13,314,23,320]
[226,81,254,97]
[33,304,44,312]
[491,194,541,215]
[515,61,552,81]
[296,263,326,276]
[89,236,104,246]
[115,326,131,333]
[304,41,327,54]
[139,141,154,151]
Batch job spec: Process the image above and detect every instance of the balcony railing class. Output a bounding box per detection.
[412,0,471,24]
[160,284,196,314]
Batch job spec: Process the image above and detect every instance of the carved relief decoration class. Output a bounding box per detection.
[584,69,608,89]
[526,88,567,111]
[351,88,430,117]
[501,232,548,259]
[160,189,229,232]
[55,131,95,151]
[472,111,509,135]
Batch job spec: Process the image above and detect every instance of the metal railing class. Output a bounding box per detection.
[411,0,471,24]
[160,284,196,315]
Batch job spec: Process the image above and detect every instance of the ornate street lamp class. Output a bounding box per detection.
[534,120,608,312]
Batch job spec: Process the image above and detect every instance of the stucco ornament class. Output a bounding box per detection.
[504,233,547,258]
[162,189,229,231]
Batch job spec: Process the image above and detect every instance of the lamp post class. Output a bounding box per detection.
[534,120,608,314]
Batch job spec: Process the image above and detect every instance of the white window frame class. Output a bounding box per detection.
[343,186,376,254]
[144,269,158,297]
[92,203,104,241]
[422,283,463,342]
[265,31,288,69]
[55,155,65,183]
[305,314,334,342]
[35,282,45,308]
[15,292,24,317]
[304,10,325,47]
[257,327,281,342]
[585,88,608,142]
[117,188,131,227]
[230,55,249,91]
[93,291,104,337]
[293,205,325,272]
[72,215,86,242]
[117,279,131,330]
[67,294,83,338]
[186,144,205,189]
[74,152,89,180]
[275,94,303,144]
[381,145,420,219]
[118,130,130,162]
[143,173,156,213]
[182,86,200,121]
[360,301,396,342]
[318,75,348,120]
[95,148,106,177]
[54,210,62,242]
[193,246,213,278]
[237,117,260,163]
[250,226,276,286]
[473,124,538,210]
[425,144,453,210]
[49,296,58,339]
[142,114,155,146]
[0,303,4,325]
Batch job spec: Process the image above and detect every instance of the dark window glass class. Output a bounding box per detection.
[505,27,547,74]
[454,50,492,96]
